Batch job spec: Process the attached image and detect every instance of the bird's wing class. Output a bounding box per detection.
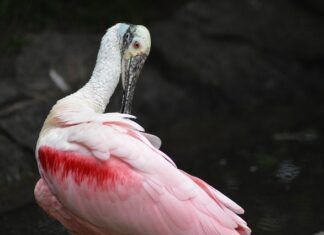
[181,172,251,235]
[37,118,249,235]
[55,114,175,165]
[141,132,162,149]
[45,99,163,154]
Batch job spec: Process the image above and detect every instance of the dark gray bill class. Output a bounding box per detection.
[120,54,147,114]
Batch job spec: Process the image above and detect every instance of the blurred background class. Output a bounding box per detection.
[0,0,323,234]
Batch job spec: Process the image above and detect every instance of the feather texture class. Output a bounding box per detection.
[36,109,250,235]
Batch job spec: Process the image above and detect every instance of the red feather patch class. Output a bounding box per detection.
[38,146,138,189]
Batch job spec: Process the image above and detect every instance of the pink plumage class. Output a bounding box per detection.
[35,114,250,235]
[34,23,251,235]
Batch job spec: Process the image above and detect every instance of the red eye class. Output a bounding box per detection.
[133,41,141,49]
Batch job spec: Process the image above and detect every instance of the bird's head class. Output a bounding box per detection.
[116,23,151,114]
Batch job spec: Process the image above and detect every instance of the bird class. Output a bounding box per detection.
[34,23,251,235]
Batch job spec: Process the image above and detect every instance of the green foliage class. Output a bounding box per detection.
[0,0,187,32]
[1,35,29,54]
[255,152,277,170]
[0,0,187,54]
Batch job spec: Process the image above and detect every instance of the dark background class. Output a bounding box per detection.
[0,0,324,234]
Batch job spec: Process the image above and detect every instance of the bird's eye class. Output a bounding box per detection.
[125,32,130,40]
[133,41,141,49]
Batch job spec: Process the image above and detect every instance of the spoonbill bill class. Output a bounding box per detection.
[34,23,251,235]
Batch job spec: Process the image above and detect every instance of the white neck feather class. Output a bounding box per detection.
[75,27,121,113]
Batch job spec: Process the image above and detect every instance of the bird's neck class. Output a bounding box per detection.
[75,30,121,113]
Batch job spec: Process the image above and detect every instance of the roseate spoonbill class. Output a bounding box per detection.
[34,23,251,235]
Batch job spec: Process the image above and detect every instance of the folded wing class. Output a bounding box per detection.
[36,114,250,235]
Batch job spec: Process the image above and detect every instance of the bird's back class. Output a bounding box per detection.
[35,107,250,235]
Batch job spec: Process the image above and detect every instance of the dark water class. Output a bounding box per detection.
[157,109,324,235]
